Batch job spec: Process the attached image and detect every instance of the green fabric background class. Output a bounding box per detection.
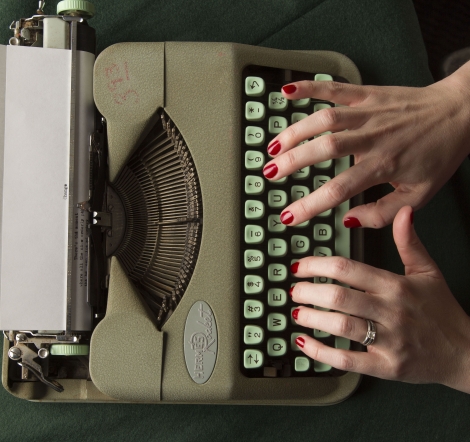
[1,0,470,441]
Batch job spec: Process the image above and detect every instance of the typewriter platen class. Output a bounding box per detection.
[0,1,363,404]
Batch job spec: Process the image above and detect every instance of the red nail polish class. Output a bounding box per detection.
[292,308,299,320]
[289,286,294,297]
[280,211,294,225]
[267,140,281,155]
[263,163,278,179]
[282,84,297,94]
[344,217,362,228]
[290,262,299,274]
[410,211,414,225]
[295,336,305,348]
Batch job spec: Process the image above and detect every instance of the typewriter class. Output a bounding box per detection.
[0,1,363,404]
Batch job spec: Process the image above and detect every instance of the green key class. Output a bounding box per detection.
[313,103,331,113]
[293,166,310,179]
[244,349,264,368]
[245,150,265,170]
[272,175,287,184]
[291,185,309,202]
[245,76,265,96]
[314,158,333,169]
[267,288,287,307]
[245,101,265,121]
[244,250,264,269]
[245,126,265,146]
[267,238,287,257]
[314,175,330,190]
[268,264,287,282]
[314,224,332,241]
[314,73,333,81]
[245,175,264,195]
[291,333,305,351]
[244,325,264,345]
[314,246,332,257]
[269,116,288,134]
[244,275,264,294]
[292,98,310,108]
[291,112,308,124]
[267,214,286,233]
[267,338,287,357]
[268,92,288,111]
[245,200,264,219]
[294,220,310,228]
[244,225,264,244]
[267,313,287,331]
[291,235,310,254]
[335,336,351,350]
[244,300,264,319]
[295,357,310,372]
[268,189,287,208]
[314,360,332,372]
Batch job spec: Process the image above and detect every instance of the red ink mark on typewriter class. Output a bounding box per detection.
[104,61,140,105]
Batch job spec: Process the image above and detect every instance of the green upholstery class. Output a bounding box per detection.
[1,0,470,440]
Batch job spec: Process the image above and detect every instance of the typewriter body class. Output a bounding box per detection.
[0,2,363,404]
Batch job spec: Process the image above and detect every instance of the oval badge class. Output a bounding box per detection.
[184,301,218,384]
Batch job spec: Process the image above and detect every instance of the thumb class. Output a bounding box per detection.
[393,206,440,276]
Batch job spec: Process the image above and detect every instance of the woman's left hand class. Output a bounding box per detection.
[290,206,470,393]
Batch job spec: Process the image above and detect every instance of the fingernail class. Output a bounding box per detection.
[280,211,294,225]
[290,262,299,274]
[295,336,305,348]
[289,286,294,297]
[267,140,281,155]
[344,217,362,228]
[282,84,297,94]
[263,163,278,179]
[410,211,414,225]
[292,308,299,320]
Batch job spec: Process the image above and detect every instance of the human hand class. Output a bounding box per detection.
[290,206,470,393]
[263,61,470,228]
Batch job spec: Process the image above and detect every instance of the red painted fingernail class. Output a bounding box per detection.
[263,163,278,179]
[292,308,299,320]
[280,211,294,225]
[289,286,294,297]
[282,84,297,94]
[290,262,299,274]
[410,211,414,225]
[344,217,362,228]
[267,140,281,155]
[295,336,305,348]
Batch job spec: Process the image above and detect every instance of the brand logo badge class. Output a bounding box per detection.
[184,301,218,384]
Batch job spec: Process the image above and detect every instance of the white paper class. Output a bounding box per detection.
[0,45,71,330]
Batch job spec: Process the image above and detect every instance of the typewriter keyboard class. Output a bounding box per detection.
[240,65,354,378]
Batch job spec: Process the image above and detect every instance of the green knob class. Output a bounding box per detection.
[57,1,95,19]
[50,344,90,356]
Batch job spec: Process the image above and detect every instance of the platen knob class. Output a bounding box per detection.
[57,0,95,19]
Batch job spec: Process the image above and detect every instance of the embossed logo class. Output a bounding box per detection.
[184,301,218,384]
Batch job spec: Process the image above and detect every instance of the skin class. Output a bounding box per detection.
[265,61,470,392]
[264,61,470,228]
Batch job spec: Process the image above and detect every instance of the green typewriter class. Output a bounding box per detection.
[0,1,363,404]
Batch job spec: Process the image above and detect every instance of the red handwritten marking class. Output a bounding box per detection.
[103,61,140,105]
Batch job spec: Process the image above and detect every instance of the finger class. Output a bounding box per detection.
[266,106,369,157]
[293,306,380,344]
[294,334,382,377]
[291,256,395,295]
[280,158,381,225]
[392,205,441,277]
[291,281,383,321]
[264,130,369,181]
[343,186,427,229]
[281,80,373,107]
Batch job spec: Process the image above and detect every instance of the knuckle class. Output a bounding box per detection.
[330,285,348,309]
[322,133,342,157]
[337,315,354,336]
[284,124,299,142]
[326,81,344,94]
[330,256,353,279]
[319,107,341,128]
[323,179,348,206]
[336,352,355,371]
[284,148,299,170]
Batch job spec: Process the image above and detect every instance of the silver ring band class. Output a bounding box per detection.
[362,319,377,346]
